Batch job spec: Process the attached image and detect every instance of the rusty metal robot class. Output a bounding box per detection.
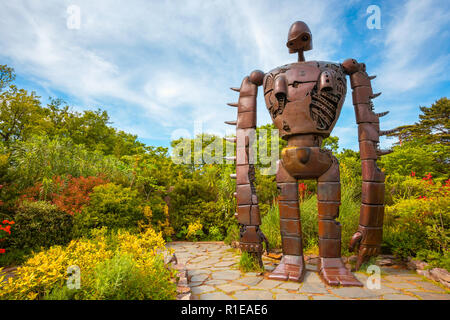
[226,21,396,286]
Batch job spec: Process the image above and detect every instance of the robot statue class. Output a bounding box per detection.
[226,21,397,286]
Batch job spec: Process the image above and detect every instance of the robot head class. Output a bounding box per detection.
[286,21,312,54]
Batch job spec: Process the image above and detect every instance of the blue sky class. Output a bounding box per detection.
[0,0,449,151]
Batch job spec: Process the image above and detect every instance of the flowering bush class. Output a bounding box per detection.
[21,175,108,215]
[298,182,311,202]
[157,205,174,240]
[383,173,449,269]
[385,172,446,202]
[0,227,177,300]
[0,219,14,254]
[186,221,204,241]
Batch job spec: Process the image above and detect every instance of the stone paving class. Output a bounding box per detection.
[167,241,450,300]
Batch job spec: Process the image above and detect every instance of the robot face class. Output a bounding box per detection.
[286,21,313,53]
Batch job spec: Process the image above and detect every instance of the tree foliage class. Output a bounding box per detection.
[0,86,44,143]
[0,65,15,92]
[392,97,449,145]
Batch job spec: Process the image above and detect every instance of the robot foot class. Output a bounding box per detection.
[318,258,363,287]
[268,255,305,282]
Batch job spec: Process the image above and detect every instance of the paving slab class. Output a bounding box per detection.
[211,270,241,280]
[303,271,322,284]
[369,285,403,295]
[299,282,329,294]
[244,272,263,277]
[200,292,234,300]
[215,261,237,267]
[276,293,309,300]
[382,293,419,300]
[191,285,216,294]
[255,279,282,289]
[189,281,203,287]
[236,276,263,286]
[216,284,247,293]
[271,288,289,294]
[204,279,228,286]
[412,291,450,300]
[278,282,302,290]
[188,269,211,276]
[190,274,209,282]
[330,287,381,299]
[311,294,343,300]
[169,241,450,301]
[233,290,274,300]
[384,282,419,290]
[411,281,448,293]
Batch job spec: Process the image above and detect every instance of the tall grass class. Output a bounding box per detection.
[261,203,281,250]
[260,186,360,256]
[299,195,318,251]
[239,251,264,273]
[337,187,361,255]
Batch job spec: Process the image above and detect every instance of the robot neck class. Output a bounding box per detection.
[298,51,305,62]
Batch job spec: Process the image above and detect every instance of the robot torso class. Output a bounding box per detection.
[263,61,347,140]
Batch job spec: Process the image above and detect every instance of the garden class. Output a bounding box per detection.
[0,64,448,299]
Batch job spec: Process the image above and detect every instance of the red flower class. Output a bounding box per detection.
[298,183,308,200]
[410,171,416,177]
[423,173,432,180]
[0,225,11,235]
[0,249,5,254]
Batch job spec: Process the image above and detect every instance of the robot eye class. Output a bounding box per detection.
[302,35,309,42]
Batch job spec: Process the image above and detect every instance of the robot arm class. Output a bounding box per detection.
[342,59,398,270]
[226,70,268,263]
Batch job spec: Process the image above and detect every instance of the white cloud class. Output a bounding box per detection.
[375,0,450,93]
[4,0,446,151]
[0,0,348,145]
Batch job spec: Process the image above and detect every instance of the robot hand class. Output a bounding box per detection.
[349,226,381,271]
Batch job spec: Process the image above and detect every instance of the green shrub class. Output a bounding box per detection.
[11,201,73,250]
[87,253,176,300]
[1,227,177,300]
[44,286,79,300]
[385,173,447,205]
[378,140,449,180]
[416,250,450,271]
[383,195,449,268]
[73,183,144,236]
[207,225,224,241]
[0,248,32,267]
[169,177,231,240]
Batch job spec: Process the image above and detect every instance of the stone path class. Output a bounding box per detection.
[167,241,450,300]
